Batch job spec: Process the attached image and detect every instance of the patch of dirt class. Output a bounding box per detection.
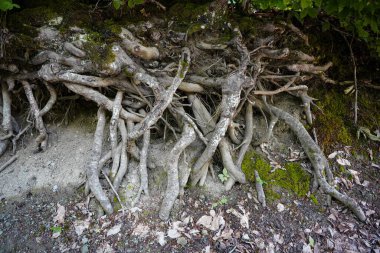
[0,118,379,252]
[0,118,94,199]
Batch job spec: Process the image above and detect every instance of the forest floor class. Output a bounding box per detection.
[0,115,379,253]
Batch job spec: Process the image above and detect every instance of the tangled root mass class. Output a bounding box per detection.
[0,4,366,221]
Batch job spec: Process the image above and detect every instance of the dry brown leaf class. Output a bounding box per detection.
[53,203,65,224]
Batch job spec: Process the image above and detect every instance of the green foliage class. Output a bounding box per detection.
[218,168,230,183]
[248,0,380,54]
[0,0,19,11]
[50,226,62,233]
[211,196,228,208]
[112,0,144,10]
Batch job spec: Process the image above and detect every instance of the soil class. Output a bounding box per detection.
[1,115,379,253]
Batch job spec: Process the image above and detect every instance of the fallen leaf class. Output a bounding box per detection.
[226,207,250,229]
[130,207,142,213]
[196,211,225,231]
[96,243,115,253]
[167,228,181,239]
[337,158,351,166]
[132,224,149,237]
[156,231,166,246]
[74,220,90,236]
[328,151,338,159]
[366,209,375,216]
[203,245,211,253]
[255,238,265,250]
[107,224,122,236]
[371,163,380,169]
[53,203,65,224]
[361,180,370,187]
[302,244,312,253]
[274,234,284,244]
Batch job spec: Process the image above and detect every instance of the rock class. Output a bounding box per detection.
[202,229,208,236]
[177,237,187,246]
[107,224,122,237]
[81,244,89,253]
[242,233,250,241]
[277,203,285,212]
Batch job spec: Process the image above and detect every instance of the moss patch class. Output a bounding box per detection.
[81,31,117,69]
[310,87,353,152]
[242,151,312,201]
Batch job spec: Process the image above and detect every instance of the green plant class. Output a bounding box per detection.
[112,0,145,10]
[0,0,19,11]
[248,0,380,54]
[50,226,62,233]
[218,168,230,183]
[211,196,228,208]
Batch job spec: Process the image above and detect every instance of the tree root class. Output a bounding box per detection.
[258,101,366,221]
[110,91,124,178]
[87,107,113,215]
[159,123,196,220]
[0,13,367,222]
[21,81,48,151]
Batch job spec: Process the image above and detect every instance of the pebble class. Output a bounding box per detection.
[202,229,208,236]
[81,244,89,253]
[177,237,187,246]
[242,233,250,241]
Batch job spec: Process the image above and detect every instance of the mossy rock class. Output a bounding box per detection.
[242,150,312,201]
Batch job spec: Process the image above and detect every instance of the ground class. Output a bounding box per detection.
[0,112,379,252]
[1,1,380,252]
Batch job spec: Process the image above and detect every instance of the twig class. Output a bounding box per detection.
[101,169,126,212]
[0,155,18,173]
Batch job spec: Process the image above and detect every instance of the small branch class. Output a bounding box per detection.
[0,155,18,173]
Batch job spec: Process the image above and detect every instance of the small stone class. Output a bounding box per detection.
[177,237,187,246]
[242,233,250,241]
[82,237,88,244]
[277,203,285,212]
[81,244,89,253]
[202,229,208,236]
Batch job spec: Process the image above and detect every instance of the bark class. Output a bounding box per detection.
[87,107,113,215]
[159,123,196,220]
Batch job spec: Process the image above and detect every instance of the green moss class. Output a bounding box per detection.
[311,88,353,151]
[168,2,209,21]
[82,31,116,68]
[309,194,319,205]
[242,151,312,201]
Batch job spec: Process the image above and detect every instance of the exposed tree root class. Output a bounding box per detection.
[0,9,367,222]
[159,123,196,220]
[87,107,113,215]
[257,101,366,221]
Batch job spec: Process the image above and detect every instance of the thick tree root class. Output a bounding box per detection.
[87,107,113,215]
[258,101,366,221]
[21,81,48,151]
[159,123,196,220]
